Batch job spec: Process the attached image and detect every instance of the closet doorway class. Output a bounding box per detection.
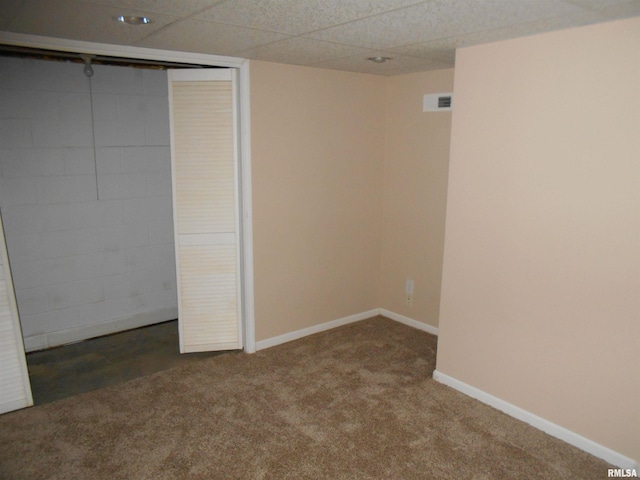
[2,37,255,412]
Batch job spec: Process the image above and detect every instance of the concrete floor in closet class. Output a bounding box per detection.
[26,320,230,405]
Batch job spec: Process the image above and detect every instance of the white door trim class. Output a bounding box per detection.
[0,32,256,353]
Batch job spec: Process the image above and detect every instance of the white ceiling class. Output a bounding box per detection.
[1,0,639,75]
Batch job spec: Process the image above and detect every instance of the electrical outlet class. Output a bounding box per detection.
[405,279,414,306]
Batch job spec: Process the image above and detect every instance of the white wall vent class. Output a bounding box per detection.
[423,93,453,112]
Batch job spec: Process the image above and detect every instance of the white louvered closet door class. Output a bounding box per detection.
[0,210,33,413]
[169,69,242,353]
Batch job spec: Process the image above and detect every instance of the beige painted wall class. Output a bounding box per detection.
[380,69,454,327]
[250,61,386,341]
[250,62,455,340]
[437,18,639,462]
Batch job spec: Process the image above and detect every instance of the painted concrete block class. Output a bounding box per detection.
[3,233,40,264]
[148,219,175,245]
[91,65,143,95]
[0,177,38,206]
[142,69,168,96]
[63,148,96,175]
[47,278,105,311]
[0,91,60,120]
[1,149,65,178]
[122,196,170,224]
[0,119,33,148]
[15,286,50,315]
[59,93,91,121]
[145,118,171,146]
[94,119,146,147]
[121,146,157,173]
[38,227,99,260]
[36,175,97,204]
[91,93,119,121]
[1,57,176,340]
[98,222,148,252]
[65,200,123,229]
[95,147,122,174]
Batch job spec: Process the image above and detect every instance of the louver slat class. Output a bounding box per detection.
[179,245,238,349]
[172,82,235,235]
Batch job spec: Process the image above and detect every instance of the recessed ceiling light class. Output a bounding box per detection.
[366,56,392,63]
[116,15,152,25]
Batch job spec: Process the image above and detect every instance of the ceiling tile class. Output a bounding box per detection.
[1,0,638,76]
[76,0,228,17]
[391,8,605,61]
[564,0,638,9]
[136,18,290,56]
[306,0,586,49]
[240,37,370,65]
[596,1,640,19]
[4,0,176,45]
[310,52,452,76]
[197,0,426,35]
[391,40,457,64]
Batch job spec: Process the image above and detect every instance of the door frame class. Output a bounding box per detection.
[0,31,256,353]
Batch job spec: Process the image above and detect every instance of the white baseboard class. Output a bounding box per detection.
[255,308,438,351]
[23,307,178,352]
[379,309,438,336]
[24,307,436,353]
[433,370,638,470]
[255,309,381,351]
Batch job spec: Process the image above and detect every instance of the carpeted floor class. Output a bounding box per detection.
[0,316,610,479]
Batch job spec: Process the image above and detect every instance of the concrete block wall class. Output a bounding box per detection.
[0,56,177,351]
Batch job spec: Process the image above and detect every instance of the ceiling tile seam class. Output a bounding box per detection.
[561,0,618,15]
[298,51,398,67]
[85,0,239,48]
[293,9,600,55]
[189,0,437,39]
[237,45,430,69]
[5,17,385,64]
[130,16,294,52]
[295,31,455,56]
[466,11,610,43]
[271,0,438,38]
[228,34,439,68]
[598,5,640,20]
[521,4,608,24]
[234,34,390,58]
[228,35,362,59]
[331,2,606,51]
[303,51,453,69]
[292,26,464,58]
[387,40,457,59]
[76,0,231,20]
[386,8,611,59]
[131,17,186,47]
[302,57,428,70]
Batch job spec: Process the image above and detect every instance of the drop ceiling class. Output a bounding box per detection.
[1,0,638,75]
